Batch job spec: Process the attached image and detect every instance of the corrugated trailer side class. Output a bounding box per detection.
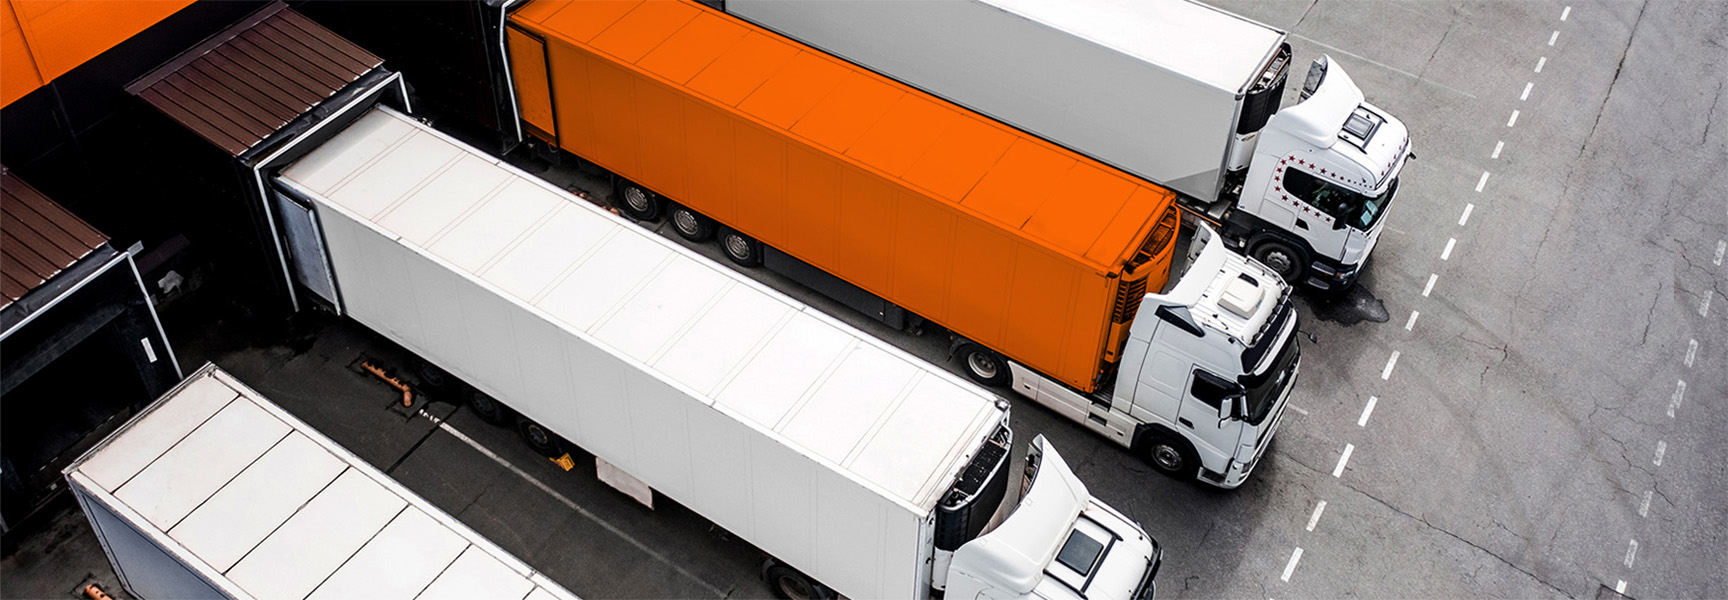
[276,107,1007,600]
[64,364,577,600]
[504,0,1180,392]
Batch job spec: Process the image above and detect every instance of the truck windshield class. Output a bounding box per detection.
[1284,169,1397,231]
[1238,310,1298,425]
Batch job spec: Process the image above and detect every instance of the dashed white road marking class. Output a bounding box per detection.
[1476,171,1491,191]
[1333,444,1355,477]
[1617,581,1628,594]
[1507,110,1520,127]
[1714,240,1725,265]
[1442,238,1456,260]
[1561,6,1571,20]
[1287,405,1310,416]
[1281,548,1304,582]
[1702,290,1713,317]
[1492,141,1504,159]
[1306,501,1328,531]
[1359,396,1379,426]
[1405,311,1420,331]
[1535,56,1547,72]
[1549,31,1559,46]
[1382,351,1400,380]
[1460,203,1475,225]
[1685,339,1697,368]
[1654,440,1667,466]
[1668,380,1686,417]
[1423,274,1438,297]
[1639,490,1653,517]
[1624,539,1638,568]
[1521,82,1533,101]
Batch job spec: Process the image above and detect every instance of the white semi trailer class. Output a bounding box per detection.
[268,106,1160,600]
[726,0,1414,290]
[64,364,579,600]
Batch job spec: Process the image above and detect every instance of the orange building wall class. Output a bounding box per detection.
[509,1,1176,392]
[1,0,194,107]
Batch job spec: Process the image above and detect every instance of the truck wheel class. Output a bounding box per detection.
[517,417,565,458]
[669,204,717,242]
[958,343,1010,387]
[764,564,834,600]
[468,391,512,425]
[615,180,663,221]
[1251,239,1307,283]
[417,361,453,394]
[1141,434,1199,480]
[720,229,764,267]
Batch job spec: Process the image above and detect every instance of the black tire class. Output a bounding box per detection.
[1141,434,1200,481]
[615,180,663,221]
[669,204,717,242]
[957,343,1010,387]
[719,228,763,267]
[468,391,512,425]
[517,417,565,458]
[417,361,453,393]
[764,564,834,600]
[1251,238,1307,283]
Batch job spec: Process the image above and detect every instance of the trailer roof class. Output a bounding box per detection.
[511,0,1175,273]
[990,0,1286,94]
[277,107,1005,513]
[64,364,578,600]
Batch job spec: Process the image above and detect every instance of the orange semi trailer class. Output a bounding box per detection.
[502,0,1302,488]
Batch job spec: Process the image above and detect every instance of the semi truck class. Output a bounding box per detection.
[64,364,579,600]
[497,0,1300,487]
[266,105,1161,599]
[724,0,1414,290]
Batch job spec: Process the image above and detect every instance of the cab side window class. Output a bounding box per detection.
[1190,370,1234,409]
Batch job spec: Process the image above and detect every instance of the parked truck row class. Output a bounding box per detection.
[498,0,1300,488]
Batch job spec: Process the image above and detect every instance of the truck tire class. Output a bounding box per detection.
[1141,434,1200,481]
[720,228,764,267]
[957,343,1010,387]
[669,203,717,242]
[517,417,566,458]
[615,179,663,222]
[1251,238,1307,283]
[468,391,512,425]
[764,563,835,600]
[417,361,454,394]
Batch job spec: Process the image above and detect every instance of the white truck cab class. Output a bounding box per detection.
[949,436,1161,600]
[1009,227,1300,488]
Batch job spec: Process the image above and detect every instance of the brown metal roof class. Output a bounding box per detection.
[1,168,109,308]
[127,3,383,157]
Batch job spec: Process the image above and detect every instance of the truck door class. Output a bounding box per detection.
[1177,369,1244,468]
[271,189,341,311]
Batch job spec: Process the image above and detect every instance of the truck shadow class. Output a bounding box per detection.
[1299,284,1390,326]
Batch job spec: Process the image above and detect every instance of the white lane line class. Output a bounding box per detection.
[1306,501,1328,531]
[1423,274,1438,297]
[1624,539,1638,568]
[1668,380,1686,417]
[1476,171,1491,191]
[1639,490,1653,517]
[1507,110,1520,127]
[1460,203,1475,225]
[1492,141,1504,159]
[1442,238,1456,260]
[1405,311,1420,331]
[1521,82,1533,101]
[1702,290,1714,317]
[1685,339,1698,368]
[1714,240,1725,265]
[1382,351,1400,380]
[1549,31,1559,46]
[1562,6,1571,20]
[1654,440,1667,466]
[1617,581,1628,594]
[1535,56,1547,72]
[1287,405,1310,416]
[1358,396,1379,426]
[1281,548,1304,582]
[1332,444,1355,477]
[433,420,728,597]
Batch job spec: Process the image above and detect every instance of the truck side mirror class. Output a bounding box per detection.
[1217,390,1246,424]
